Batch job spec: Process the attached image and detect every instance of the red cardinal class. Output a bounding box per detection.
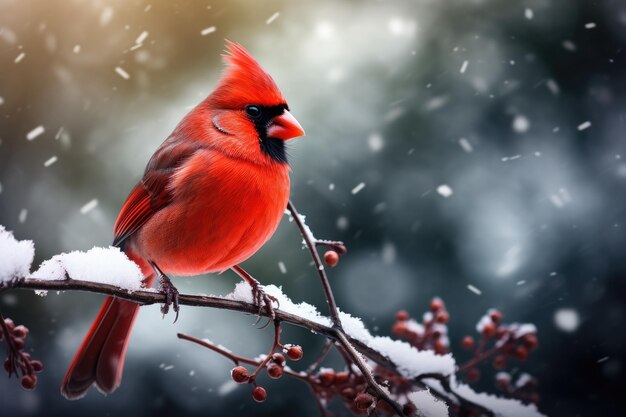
[61,42,305,399]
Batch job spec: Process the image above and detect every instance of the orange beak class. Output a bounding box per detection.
[267,110,305,141]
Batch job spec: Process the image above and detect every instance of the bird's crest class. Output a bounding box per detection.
[210,41,286,108]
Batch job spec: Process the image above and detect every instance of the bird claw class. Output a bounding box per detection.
[249,281,279,323]
[158,274,180,323]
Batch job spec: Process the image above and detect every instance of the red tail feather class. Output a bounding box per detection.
[61,273,155,399]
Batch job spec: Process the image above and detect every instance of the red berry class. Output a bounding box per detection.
[461,336,475,350]
[21,375,36,390]
[354,392,375,410]
[396,310,410,321]
[514,346,529,361]
[323,251,339,267]
[335,371,350,384]
[286,345,303,361]
[341,387,356,399]
[267,363,283,379]
[319,369,336,386]
[231,366,249,383]
[495,373,510,390]
[434,339,447,354]
[489,310,503,323]
[430,298,444,312]
[482,322,496,338]
[4,318,15,330]
[13,337,25,350]
[31,360,44,373]
[467,368,480,382]
[252,386,267,402]
[436,311,449,324]
[523,334,538,350]
[13,325,29,338]
[492,355,507,370]
[271,353,286,366]
[391,321,408,336]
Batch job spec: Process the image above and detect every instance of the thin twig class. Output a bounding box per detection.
[287,201,341,328]
[287,200,406,416]
[177,332,309,381]
[306,339,334,374]
[334,331,405,416]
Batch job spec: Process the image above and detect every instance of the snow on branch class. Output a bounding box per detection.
[0,226,34,283]
[0,201,545,417]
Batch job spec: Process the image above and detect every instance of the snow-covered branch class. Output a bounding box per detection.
[0,211,546,417]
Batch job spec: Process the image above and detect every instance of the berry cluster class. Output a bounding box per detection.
[391,298,450,354]
[309,368,380,415]
[228,339,304,403]
[495,372,540,404]
[458,309,540,403]
[1,317,44,390]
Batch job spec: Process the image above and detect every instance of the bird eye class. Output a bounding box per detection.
[246,105,262,119]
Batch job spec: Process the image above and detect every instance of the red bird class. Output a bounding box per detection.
[61,42,305,399]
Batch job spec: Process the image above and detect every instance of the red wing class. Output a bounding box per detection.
[112,138,205,248]
[112,184,153,247]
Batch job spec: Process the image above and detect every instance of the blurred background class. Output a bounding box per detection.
[0,0,624,416]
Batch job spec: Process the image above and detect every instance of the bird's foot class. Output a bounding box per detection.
[158,274,180,322]
[248,279,279,322]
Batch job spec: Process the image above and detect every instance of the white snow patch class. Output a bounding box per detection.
[201,26,216,36]
[368,133,384,152]
[585,22,596,29]
[44,156,58,167]
[524,8,534,20]
[351,182,366,195]
[458,137,473,153]
[546,79,560,95]
[31,246,144,290]
[554,308,579,332]
[115,67,130,80]
[387,17,416,37]
[476,314,491,333]
[18,209,28,224]
[80,199,99,214]
[454,382,546,417]
[577,121,591,131]
[512,115,530,133]
[266,12,280,25]
[336,216,349,231]
[467,284,482,295]
[135,31,149,45]
[217,380,237,396]
[562,40,577,51]
[513,323,537,338]
[408,389,449,417]
[278,261,287,274]
[14,52,25,63]
[0,225,34,282]
[436,184,453,198]
[459,60,468,74]
[26,125,45,141]
[100,7,113,26]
